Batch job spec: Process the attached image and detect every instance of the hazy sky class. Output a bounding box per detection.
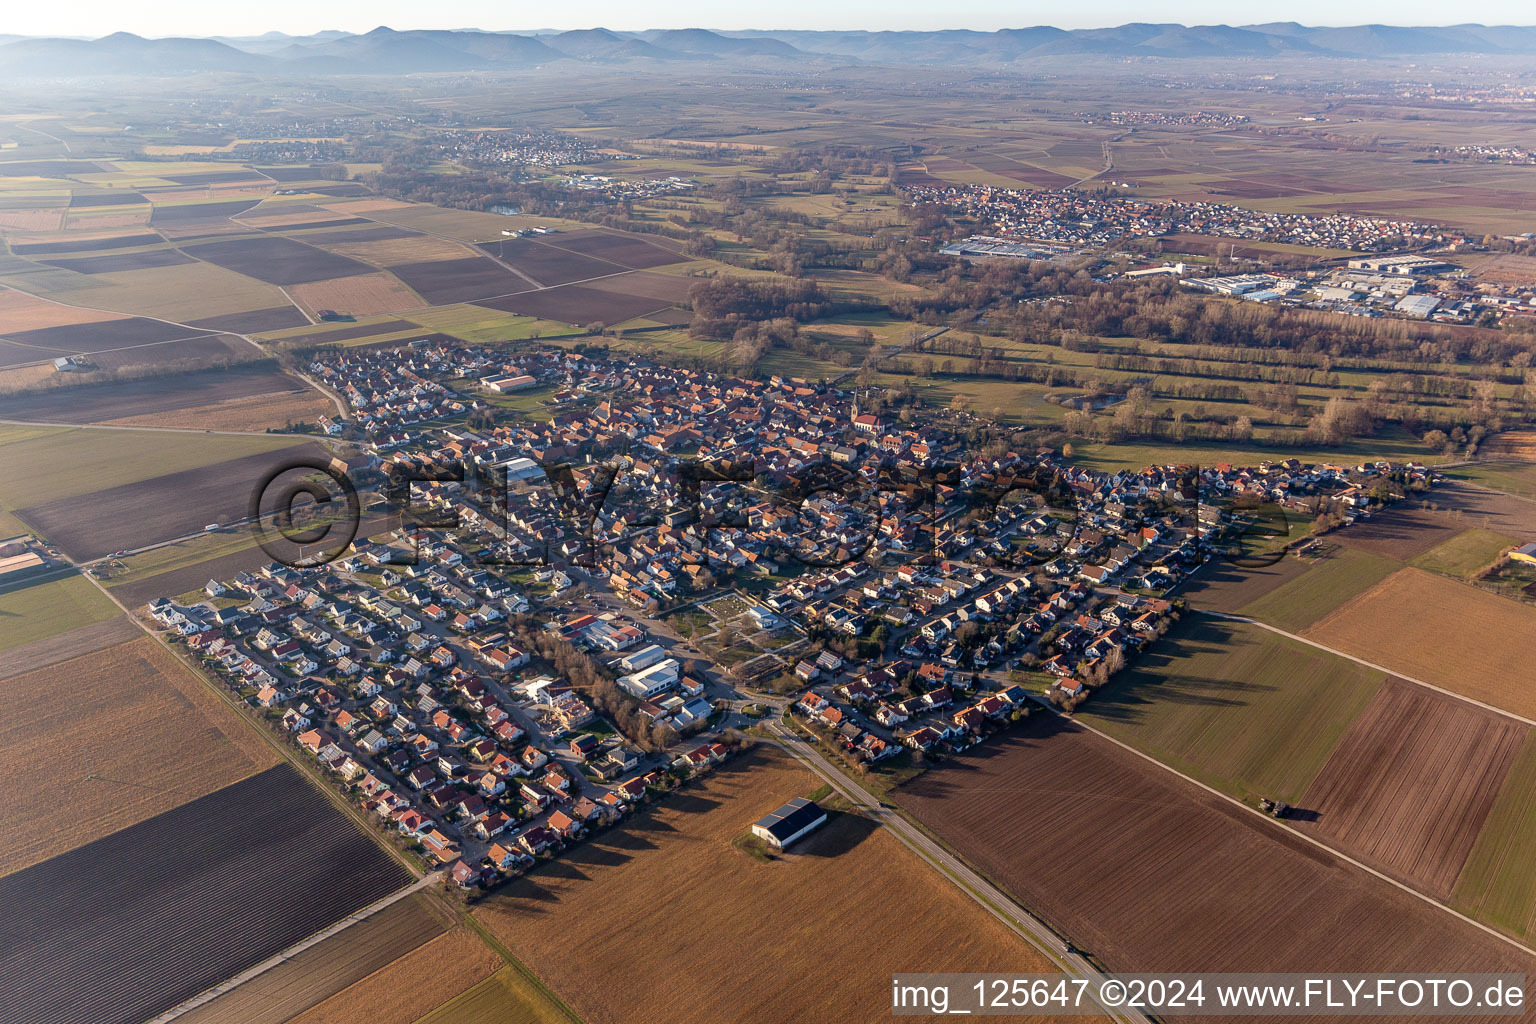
[11,0,1534,38]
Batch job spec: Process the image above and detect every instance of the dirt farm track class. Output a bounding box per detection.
[895,716,1535,1020]
[0,764,410,1024]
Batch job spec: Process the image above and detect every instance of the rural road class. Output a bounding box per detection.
[764,719,1152,1024]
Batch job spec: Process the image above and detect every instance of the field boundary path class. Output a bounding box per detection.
[0,416,323,440]
[764,720,1153,1024]
[142,870,445,1024]
[1041,691,1536,961]
[1200,609,1536,729]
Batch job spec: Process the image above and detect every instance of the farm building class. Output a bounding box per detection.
[751,797,827,850]
[1511,542,1536,565]
[0,537,48,580]
[0,550,47,580]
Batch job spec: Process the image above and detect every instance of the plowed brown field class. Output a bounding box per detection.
[896,716,1536,1014]
[0,635,277,876]
[1294,678,1528,897]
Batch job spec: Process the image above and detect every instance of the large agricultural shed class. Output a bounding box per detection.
[752,797,827,850]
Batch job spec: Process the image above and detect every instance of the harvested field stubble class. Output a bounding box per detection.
[1305,567,1536,721]
[0,288,127,332]
[288,272,423,316]
[0,635,277,876]
[284,922,501,1024]
[478,747,1075,1024]
[0,615,139,681]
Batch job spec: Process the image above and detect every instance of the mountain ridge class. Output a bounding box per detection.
[4,23,1536,76]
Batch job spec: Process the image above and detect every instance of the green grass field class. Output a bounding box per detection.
[403,304,576,344]
[1238,546,1402,632]
[1452,734,1536,942]
[1081,616,1386,804]
[66,262,289,321]
[0,511,32,538]
[1410,529,1518,580]
[480,384,559,421]
[413,965,571,1024]
[0,427,294,509]
[1450,461,1536,500]
[0,572,120,652]
[101,528,266,588]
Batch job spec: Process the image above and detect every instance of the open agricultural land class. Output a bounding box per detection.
[0,571,119,652]
[1409,527,1519,580]
[476,747,1078,1024]
[895,716,1536,988]
[0,614,139,681]
[1232,544,1401,632]
[1456,458,1536,501]
[1173,549,1313,614]
[1073,513,1536,944]
[0,424,297,511]
[4,110,1532,475]
[102,530,291,608]
[0,161,706,341]
[0,633,278,877]
[11,438,330,562]
[172,893,462,1024]
[1423,480,1536,538]
[1293,678,1529,900]
[1453,736,1536,943]
[1304,567,1536,721]
[99,506,405,611]
[412,967,575,1024]
[0,363,332,430]
[0,763,411,1024]
[1191,475,1533,638]
[280,921,507,1024]
[1079,617,1386,803]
